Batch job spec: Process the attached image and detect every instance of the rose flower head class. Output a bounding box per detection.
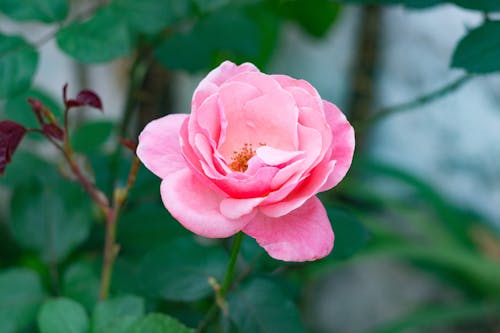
[137,61,355,262]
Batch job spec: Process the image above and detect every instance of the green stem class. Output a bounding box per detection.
[195,232,244,333]
[99,207,119,300]
[220,232,244,296]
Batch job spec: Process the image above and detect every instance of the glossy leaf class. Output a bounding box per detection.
[92,295,144,333]
[127,313,193,333]
[0,34,38,98]
[109,0,191,34]
[66,89,103,110]
[56,8,132,63]
[154,8,261,72]
[139,237,228,301]
[0,151,56,187]
[0,0,68,22]
[62,261,100,311]
[276,0,340,37]
[0,268,45,333]
[71,121,114,153]
[118,204,189,254]
[38,298,89,333]
[227,278,306,333]
[9,180,93,263]
[452,20,500,73]
[450,0,500,11]
[0,121,27,174]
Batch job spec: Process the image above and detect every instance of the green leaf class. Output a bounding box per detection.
[0,34,38,98]
[56,7,132,63]
[326,206,371,259]
[227,278,306,333]
[92,295,144,333]
[127,313,193,333]
[0,151,57,187]
[0,268,45,333]
[154,7,261,72]
[193,0,231,13]
[276,0,340,37]
[4,88,63,129]
[451,20,500,73]
[9,180,93,263]
[139,237,228,301]
[62,261,100,311]
[71,121,114,153]
[109,0,191,34]
[118,204,189,254]
[370,302,500,333]
[38,298,89,333]
[450,0,500,11]
[337,0,500,10]
[0,0,68,23]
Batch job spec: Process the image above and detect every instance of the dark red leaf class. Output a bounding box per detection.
[66,90,103,111]
[0,121,27,175]
[27,97,45,124]
[43,123,65,141]
[118,138,137,152]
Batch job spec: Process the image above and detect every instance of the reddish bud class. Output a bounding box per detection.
[27,97,58,125]
[0,121,27,175]
[66,89,103,111]
[27,98,44,112]
[43,123,65,141]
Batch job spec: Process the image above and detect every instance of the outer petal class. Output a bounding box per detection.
[161,169,253,238]
[192,61,258,111]
[137,114,188,178]
[320,101,355,191]
[243,196,333,262]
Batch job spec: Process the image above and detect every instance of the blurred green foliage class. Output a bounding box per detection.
[1,0,500,332]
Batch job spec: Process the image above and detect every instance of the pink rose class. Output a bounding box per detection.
[137,61,355,262]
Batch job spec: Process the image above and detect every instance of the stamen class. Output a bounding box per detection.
[229,143,256,172]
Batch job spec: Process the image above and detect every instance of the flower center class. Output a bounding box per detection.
[229,143,256,172]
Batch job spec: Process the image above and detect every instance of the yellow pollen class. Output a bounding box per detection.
[230,143,255,172]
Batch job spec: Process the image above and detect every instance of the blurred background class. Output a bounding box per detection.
[1,0,499,332]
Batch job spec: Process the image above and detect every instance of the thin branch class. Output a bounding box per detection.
[365,74,473,126]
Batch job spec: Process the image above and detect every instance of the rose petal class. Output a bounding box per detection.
[192,61,258,112]
[272,74,323,110]
[161,169,253,238]
[194,94,221,140]
[219,88,299,157]
[229,71,282,93]
[260,159,335,217]
[220,197,265,219]
[255,146,304,166]
[213,166,278,198]
[243,196,334,261]
[319,101,355,191]
[137,114,188,178]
